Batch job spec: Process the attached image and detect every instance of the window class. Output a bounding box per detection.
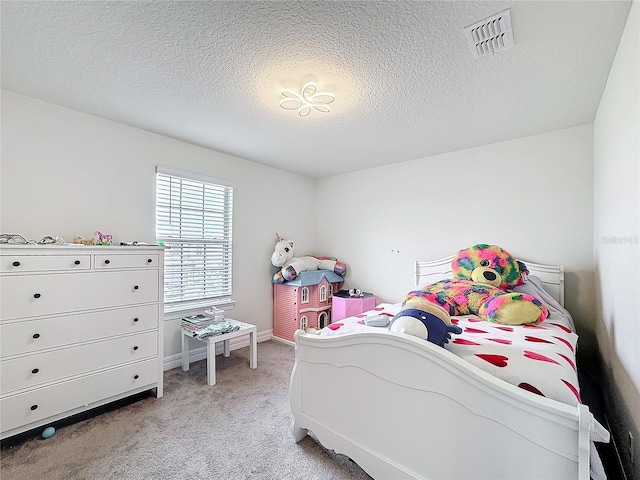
[156,167,233,313]
[320,285,327,302]
[301,287,309,304]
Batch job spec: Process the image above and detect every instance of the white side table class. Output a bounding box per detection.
[181,319,257,385]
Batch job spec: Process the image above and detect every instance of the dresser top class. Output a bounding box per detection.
[0,244,166,253]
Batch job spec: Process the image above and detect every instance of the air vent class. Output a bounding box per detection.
[464,9,514,59]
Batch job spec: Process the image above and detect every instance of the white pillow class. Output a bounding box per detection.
[513,275,575,329]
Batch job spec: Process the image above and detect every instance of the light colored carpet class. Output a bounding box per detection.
[1,340,372,480]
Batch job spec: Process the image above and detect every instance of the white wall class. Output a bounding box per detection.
[316,125,596,342]
[593,0,640,477]
[0,91,317,360]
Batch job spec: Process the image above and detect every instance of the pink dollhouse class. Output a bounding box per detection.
[273,270,344,343]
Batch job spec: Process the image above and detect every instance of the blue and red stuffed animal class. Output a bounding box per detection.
[390,304,463,347]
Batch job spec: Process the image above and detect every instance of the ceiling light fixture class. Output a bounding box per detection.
[280,82,335,117]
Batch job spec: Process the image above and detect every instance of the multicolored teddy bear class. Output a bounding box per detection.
[404,244,548,326]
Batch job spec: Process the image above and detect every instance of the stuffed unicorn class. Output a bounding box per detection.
[270,233,346,284]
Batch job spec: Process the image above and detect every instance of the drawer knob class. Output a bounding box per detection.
[133,346,139,351]
[147,258,152,263]
[134,285,139,290]
[32,368,40,374]
[134,375,139,380]
[104,259,111,264]
[12,261,21,267]
[32,333,40,339]
[133,317,139,323]
[74,260,81,265]
[33,293,41,299]
[30,405,38,411]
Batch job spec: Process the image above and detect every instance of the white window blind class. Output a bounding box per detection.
[156,169,233,312]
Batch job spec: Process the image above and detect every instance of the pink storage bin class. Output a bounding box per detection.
[332,293,376,321]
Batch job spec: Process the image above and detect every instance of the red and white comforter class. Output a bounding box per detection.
[318,302,580,407]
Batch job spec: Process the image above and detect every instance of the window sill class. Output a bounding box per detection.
[163,299,237,321]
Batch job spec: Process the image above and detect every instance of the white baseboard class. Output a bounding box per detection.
[163,329,274,371]
[270,335,294,347]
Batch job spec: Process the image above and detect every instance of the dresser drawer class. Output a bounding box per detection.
[1,304,158,358]
[0,269,159,320]
[1,331,158,394]
[95,253,159,269]
[0,254,91,274]
[1,358,158,434]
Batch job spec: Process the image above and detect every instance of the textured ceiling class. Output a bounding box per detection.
[1,1,633,178]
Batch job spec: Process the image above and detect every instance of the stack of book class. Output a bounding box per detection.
[193,321,240,338]
[180,309,240,339]
[180,313,219,335]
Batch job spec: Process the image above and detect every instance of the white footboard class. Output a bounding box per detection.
[290,330,593,480]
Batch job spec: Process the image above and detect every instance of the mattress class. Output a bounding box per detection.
[319,299,580,407]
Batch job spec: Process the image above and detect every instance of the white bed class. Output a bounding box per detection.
[289,256,608,480]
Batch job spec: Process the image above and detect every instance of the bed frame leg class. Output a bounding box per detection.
[291,422,308,442]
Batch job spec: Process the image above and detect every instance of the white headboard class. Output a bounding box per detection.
[414,256,565,307]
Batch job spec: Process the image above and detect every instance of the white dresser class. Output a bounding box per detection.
[0,245,164,439]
